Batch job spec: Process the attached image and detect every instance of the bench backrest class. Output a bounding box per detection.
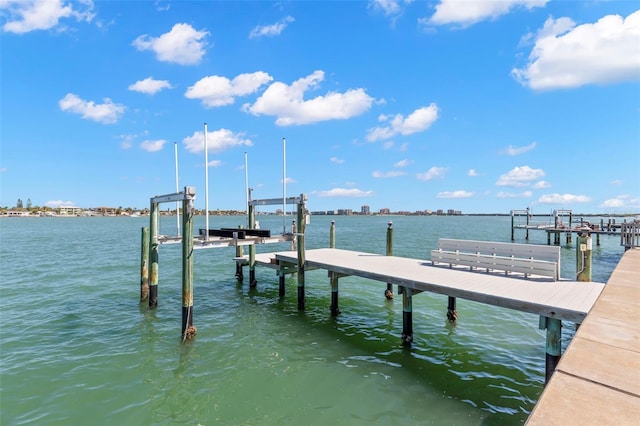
[436,238,561,279]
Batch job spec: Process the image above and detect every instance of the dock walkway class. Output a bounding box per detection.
[526,248,640,425]
[255,248,604,323]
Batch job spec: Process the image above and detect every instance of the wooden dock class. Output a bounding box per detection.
[526,248,640,425]
[254,248,604,323]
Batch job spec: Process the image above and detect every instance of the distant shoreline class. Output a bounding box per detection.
[2,212,639,218]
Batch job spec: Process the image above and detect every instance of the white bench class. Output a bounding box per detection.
[430,238,561,280]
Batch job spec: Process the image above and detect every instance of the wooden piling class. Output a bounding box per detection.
[330,271,340,316]
[401,288,413,344]
[291,220,297,251]
[385,221,394,299]
[248,204,257,287]
[235,225,244,282]
[148,201,159,308]
[447,296,458,322]
[296,195,306,310]
[330,220,336,249]
[140,226,149,301]
[576,233,592,282]
[511,211,515,241]
[544,317,562,384]
[278,269,286,297]
[181,195,196,341]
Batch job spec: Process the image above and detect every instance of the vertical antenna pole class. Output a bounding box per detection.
[283,137,286,234]
[245,151,249,224]
[204,123,209,241]
[174,142,180,237]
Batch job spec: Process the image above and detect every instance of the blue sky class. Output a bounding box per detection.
[1,0,639,214]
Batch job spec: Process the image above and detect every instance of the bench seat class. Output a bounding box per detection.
[431,239,560,280]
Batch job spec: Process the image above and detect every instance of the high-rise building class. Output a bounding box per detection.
[361,205,370,215]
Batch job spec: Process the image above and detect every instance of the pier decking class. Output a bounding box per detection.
[526,248,640,425]
[254,248,604,323]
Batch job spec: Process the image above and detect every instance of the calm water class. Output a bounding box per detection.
[0,215,624,425]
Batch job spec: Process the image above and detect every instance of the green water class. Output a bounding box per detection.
[0,215,623,425]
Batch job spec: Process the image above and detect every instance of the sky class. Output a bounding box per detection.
[1,0,639,214]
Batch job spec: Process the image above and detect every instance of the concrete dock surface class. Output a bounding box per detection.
[527,248,640,425]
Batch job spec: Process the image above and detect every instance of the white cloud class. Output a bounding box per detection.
[538,193,591,204]
[468,169,479,177]
[207,160,222,168]
[532,180,551,189]
[183,128,253,154]
[496,165,544,187]
[243,70,374,126]
[512,11,640,90]
[128,77,172,95]
[416,166,446,181]
[1,0,94,34]
[132,23,208,65]
[437,190,474,199]
[503,141,537,155]
[496,190,533,198]
[59,93,124,124]
[610,179,623,186]
[366,104,439,141]
[425,0,548,28]
[249,16,294,38]
[369,0,402,16]
[330,157,345,164]
[45,199,75,207]
[316,188,374,197]
[140,139,167,152]
[369,0,413,19]
[600,195,640,210]
[601,198,625,208]
[185,72,273,107]
[372,170,406,178]
[394,159,412,168]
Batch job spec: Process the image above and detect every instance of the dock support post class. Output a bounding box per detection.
[296,194,307,310]
[330,220,335,248]
[248,204,257,287]
[401,288,413,344]
[525,207,529,240]
[447,296,458,322]
[511,211,515,241]
[385,221,394,299]
[291,220,297,251]
[181,190,196,341]
[330,272,340,316]
[235,225,244,282]
[148,201,159,308]
[278,269,285,297]
[541,317,562,384]
[576,232,592,282]
[140,226,149,301]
